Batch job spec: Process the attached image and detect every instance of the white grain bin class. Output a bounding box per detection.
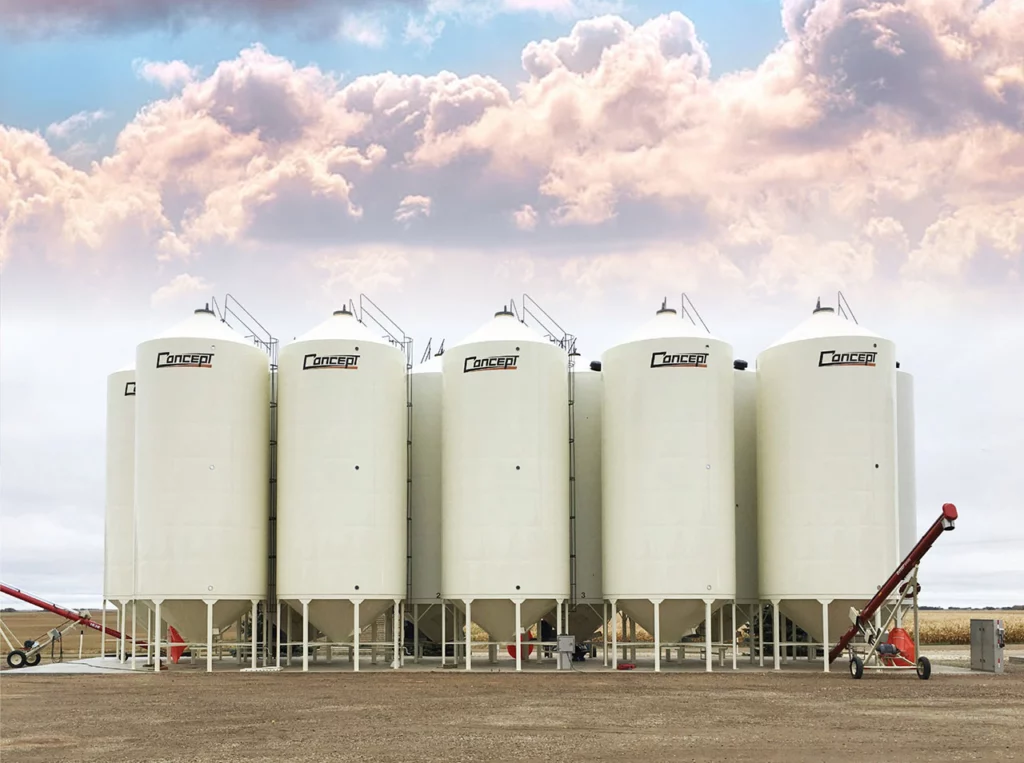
[601,305,736,643]
[756,303,899,645]
[408,350,445,646]
[134,306,270,642]
[441,308,569,643]
[897,367,917,559]
[710,359,759,642]
[542,353,603,641]
[277,307,407,644]
[104,366,148,635]
[733,360,758,605]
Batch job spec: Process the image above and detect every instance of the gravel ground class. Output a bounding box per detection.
[2,670,1022,762]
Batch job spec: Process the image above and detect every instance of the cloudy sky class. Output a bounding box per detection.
[1,0,1021,611]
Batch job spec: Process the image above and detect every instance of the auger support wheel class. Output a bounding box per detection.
[849,655,864,679]
[5,650,40,669]
[916,656,931,680]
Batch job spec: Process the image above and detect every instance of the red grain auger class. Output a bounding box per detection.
[828,503,958,679]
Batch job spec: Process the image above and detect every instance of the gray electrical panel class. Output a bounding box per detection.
[970,619,1005,673]
[556,634,576,670]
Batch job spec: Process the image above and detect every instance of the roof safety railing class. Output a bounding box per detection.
[837,290,859,324]
[680,292,711,333]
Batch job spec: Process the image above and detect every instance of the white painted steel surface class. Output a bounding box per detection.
[407,353,445,643]
[134,308,270,641]
[544,355,604,640]
[442,310,569,640]
[277,309,407,641]
[897,369,917,560]
[601,307,736,639]
[733,365,759,603]
[570,356,603,637]
[410,353,443,605]
[104,367,136,601]
[756,306,899,642]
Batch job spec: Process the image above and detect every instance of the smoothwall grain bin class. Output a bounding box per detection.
[133,306,270,644]
[104,365,148,637]
[897,367,917,559]
[733,360,758,607]
[756,303,899,648]
[441,308,569,648]
[276,308,407,653]
[408,350,445,652]
[601,304,736,646]
[542,353,603,642]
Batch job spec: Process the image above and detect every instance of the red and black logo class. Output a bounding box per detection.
[650,351,708,369]
[818,350,877,367]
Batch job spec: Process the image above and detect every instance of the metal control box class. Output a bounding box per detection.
[970,619,1005,674]
[556,634,576,670]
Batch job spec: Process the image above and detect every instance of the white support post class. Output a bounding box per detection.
[758,603,765,667]
[621,614,627,663]
[236,617,243,665]
[554,600,563,669]
[301,600,310,672]
[147,608,153,663]
[820,599,831,673]
[275,600,282,669]
[653,599,662,673]
[130,603,137,669]
[393,599,401,669]
[731,601,738,670]
[749,604,756,665]
[630,618,637,663]
[250,600,258,670]
[352,600,361,673]
[413,603,420,664]
[153,601,162,673]
[610,601,618,669]
[206,600,215,673]
[464,599,473,672]
[704,599,713,673]
[602,600,609,667]
[719,605,725,667]
[772,600,781,670]
[286,605,293,667]
[440,600,447,667]
[514,600,523,672]
[399,600,406,667]
[119,602,127,663]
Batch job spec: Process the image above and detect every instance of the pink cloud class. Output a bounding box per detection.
[1,3,1022,294]
[133,59,199,89]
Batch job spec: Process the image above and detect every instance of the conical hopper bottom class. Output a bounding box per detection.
[114,601,152,634]
[304,599,394,643]
[455,599,554,642]
[779,598,868,645]
[160,600,250,643]
[412,604,445,643]
[709,604,759,640]
[542,603,606,641]
[279,602,322,641]
[618,599,721,642]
